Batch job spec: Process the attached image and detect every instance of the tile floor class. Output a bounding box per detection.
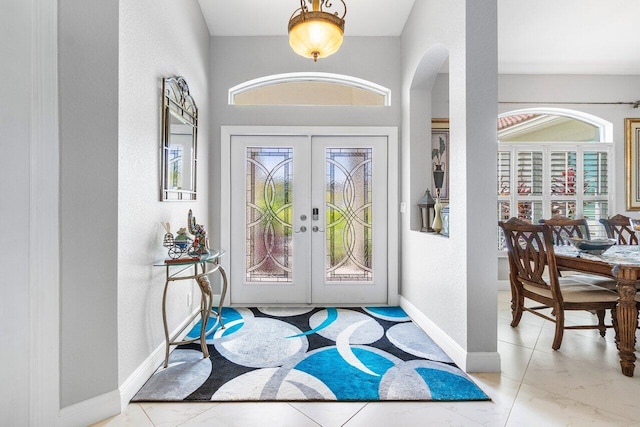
[93,291,640,426]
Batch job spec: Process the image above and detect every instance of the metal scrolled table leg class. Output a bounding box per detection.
[217,264,228,329]
[195,273,213,359]
[161,274,172,369]
[203,263,228,337]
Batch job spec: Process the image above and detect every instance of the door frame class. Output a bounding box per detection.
[221,126,399,306]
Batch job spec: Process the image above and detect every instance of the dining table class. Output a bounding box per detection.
[554,244,639,377]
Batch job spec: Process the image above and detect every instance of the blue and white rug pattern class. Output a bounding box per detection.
[133,307,489,402]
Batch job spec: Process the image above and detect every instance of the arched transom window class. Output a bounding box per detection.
[228,72,391,106]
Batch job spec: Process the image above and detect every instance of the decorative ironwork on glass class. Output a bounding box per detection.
[325,148,373,281]
[245,148,294,282]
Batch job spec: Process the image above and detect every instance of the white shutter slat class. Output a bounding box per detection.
[583,151,608,196]
[498,151,510,195]
[517,151,543,196]
[550,151,577,195]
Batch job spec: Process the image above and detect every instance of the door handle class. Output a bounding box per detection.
[312,226,324,232]
[295,226,308,233]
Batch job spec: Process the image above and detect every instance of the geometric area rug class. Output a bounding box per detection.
[132,307,489,402]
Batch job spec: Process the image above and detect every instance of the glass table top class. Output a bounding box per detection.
[154,249,225,267]
[555,244,640,266]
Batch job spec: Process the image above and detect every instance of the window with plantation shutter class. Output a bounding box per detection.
[498,151,510,196]
[497,112,613,250]
[550,151,577,195]
[583,151,608,196]
[516,151,543,196]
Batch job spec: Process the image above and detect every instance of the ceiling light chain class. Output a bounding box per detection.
[288,0,347,62]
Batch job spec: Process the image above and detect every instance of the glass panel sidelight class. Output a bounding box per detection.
[245,147,293,282]
[325,148,373,281]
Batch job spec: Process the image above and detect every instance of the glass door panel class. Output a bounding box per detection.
[311,136,387,304]
[231,135,310,304]
[245,147,293,282]
[325,148,373,282]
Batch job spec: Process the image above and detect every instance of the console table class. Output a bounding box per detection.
[154,250,227,368]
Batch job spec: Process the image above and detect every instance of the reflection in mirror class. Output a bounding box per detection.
[161,76,198,201]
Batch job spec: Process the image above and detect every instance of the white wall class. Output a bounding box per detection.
[58,0,119,407]
[400,0,500,369]
[118,0,210,387]
[209,36,402,252]
[0,0,31,422]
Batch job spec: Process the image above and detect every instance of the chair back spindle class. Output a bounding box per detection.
[600,214,638,245]
[539,215,590,246]
[501,218,562,301]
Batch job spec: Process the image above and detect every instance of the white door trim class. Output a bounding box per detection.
[221,126,399,306]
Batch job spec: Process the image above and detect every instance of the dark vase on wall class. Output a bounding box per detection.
[433,164,444,196]
[432,165,445,233]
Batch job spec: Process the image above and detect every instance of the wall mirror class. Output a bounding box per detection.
[161,76,198,201]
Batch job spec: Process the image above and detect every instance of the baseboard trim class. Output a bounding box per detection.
[59,310,203,426]
[400,296,501,373]
[59,389,120,427]
[119,309,202,409]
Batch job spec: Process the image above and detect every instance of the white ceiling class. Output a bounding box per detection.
[198,0,416,37]
[197,0,640,75]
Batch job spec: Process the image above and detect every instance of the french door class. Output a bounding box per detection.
[230,134,388,304]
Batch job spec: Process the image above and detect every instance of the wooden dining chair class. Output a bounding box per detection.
[538,215,616,289]
[499,217,619,350]
[539,215,590,245]
[600,214,638,245]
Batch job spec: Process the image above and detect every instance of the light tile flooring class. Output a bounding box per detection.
[93,291,640,426]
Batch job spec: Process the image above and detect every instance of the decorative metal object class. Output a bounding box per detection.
[417,190,435,232]
[288,0,347,62]
[161,76,198,201]
[188,209,210,256]
[162,222,194,259]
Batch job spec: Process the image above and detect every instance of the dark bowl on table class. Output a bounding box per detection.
[568,237,616,255]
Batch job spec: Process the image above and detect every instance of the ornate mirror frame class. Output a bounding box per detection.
[161,76,198,201]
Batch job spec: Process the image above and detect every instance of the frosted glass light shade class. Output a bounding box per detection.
[288,11,344,61]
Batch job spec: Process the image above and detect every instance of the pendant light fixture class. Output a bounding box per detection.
[288,0,347,62]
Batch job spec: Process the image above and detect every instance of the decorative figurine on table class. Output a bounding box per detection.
[174,227,192,250]
[161,222,181,258]
[187,209,210,256]
[162,222,194,259]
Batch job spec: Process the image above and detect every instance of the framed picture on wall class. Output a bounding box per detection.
[431,119,449,201]
[626,118,640,210]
